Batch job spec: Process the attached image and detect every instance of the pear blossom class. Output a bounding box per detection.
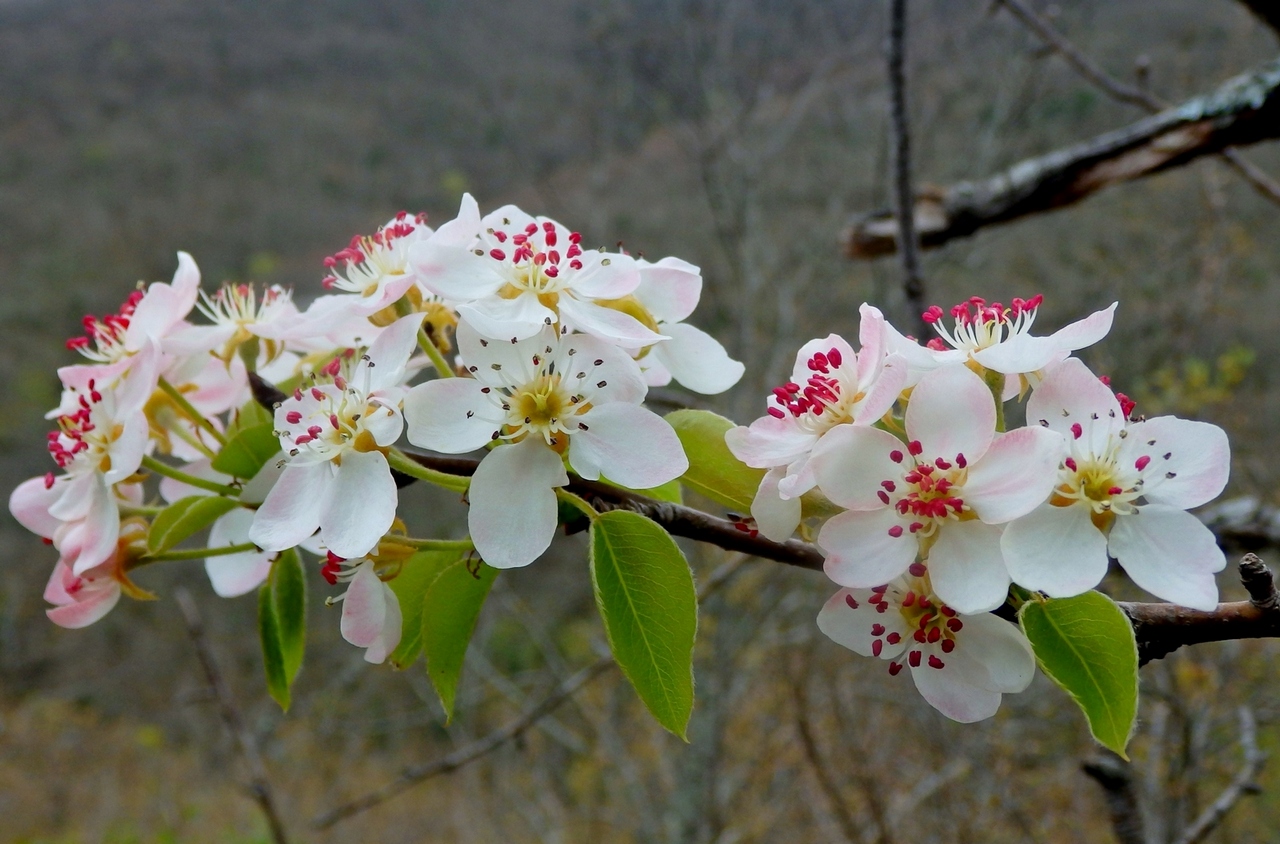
[249,313,424,559]
[725,306,907,542]
[321,211,436,313]
[1001,358,1230,610]
[44,556,124,629]
[886,296,1116,396]
[166,282,305,364]
[813,364,1062,614]
[323,554,402,664]
[404,319,688,568]
[411,196,663,347]
[817,569,1035,722]
[630,257,744,395]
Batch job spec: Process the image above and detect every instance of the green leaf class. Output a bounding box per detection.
[387,550,465,669]
[589,510,697,738]
[665,409,763,513]
[601,475,683,505]
[211,422,281,480]
[147,495,240,554]
[259,550,307,711]
[1019,591,1139,758]
[422,558,498,719]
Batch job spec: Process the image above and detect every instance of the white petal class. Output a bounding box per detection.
[1000,502,1109,597]
[816,588,910,660]
[569,250,641,300]
[69,475,120,575]
[459,293,555,342]
[455,318,549,386]
[750,467,803,542]
[249,463,334,552]
[321,450,398,559]
[819,508,917,588]
[882,317,948,385]
[341,562,388,648]
[103,411,150,485]
[205,509,273,597]
[469,439,568,569]
[963,427,1064,524]
[635,257,702,323]
[956,612,1037,693]
[569,404,688,489]
[928,521,1011,614]
[1026,358,1123,451]
[905,365,996,463]
[810,425,907,511]
[650,323,744,395]
[1121,417,1229,510]
[559,296,665,346]
[9,476,64,538]
[564,333,649,405]
[971,334,1061,375]
[365,312,425,390]
[856,305,888,384]
[851,353,908,426]
[363,581,403,664]
[1109,505,1224,611]
[412,244,506,302]
[725,416,816,469]
[1046,302,1117,351]
[910,663,1004,723]
[429,192,482,248]
[404,380,505,453]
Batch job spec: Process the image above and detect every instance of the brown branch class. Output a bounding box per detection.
[1172,706,1266,844]
[1082,751,1146,844]
[791,672,868,844]
[1120,554,1280,665]
[844,55,1280,258]
[175,588,290,844]
[887,0,928,336]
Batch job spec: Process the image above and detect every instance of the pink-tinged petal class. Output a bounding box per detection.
[459,293,555,342]
[249,462,334,552]
[650,323,743,395]
[70,475,120,575]
[469,439,568,569]
[905,365,996,463]
[404,380,505,453]
[927,521,1010,614]
[103,411,150,485]
[165,324,237,356]
[362,581,403,664]
[341,563,388,648]
[787,335,848,386]
[49,472,97,522]
[569,404,688,489]
[910,663,1003,723]
[1026,358,1123,451]
[971,334,1061,375]
[569,250,641,300]
[115,340,163,414]
[816,588,910,660]
[641,356,673,387]
[775,455,817,500]
[412,244,507,302]
[205,509,272,598]
[956,612,1036,693]
[750,467,803,542]
[47,580,121,629]
[855,305,888,384]
[1121,417,1229,510]
[429,193,482,248]
[44,560,78,605]
[321,450,397,559]
[10,476,64,538]
[1000,503,1109,597]
[558,296,665,346]
[850,353,908,426]
[964,427,1064,524]
[882,318,948,385]
[811,425,910,511]
[366,312,425,390]
[635,257,702,323]
[725,416,816,469]
[819,508,917,588]
[1109,505,1224,611]
[1047,302,1117,351]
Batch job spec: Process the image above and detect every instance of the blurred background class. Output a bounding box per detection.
[1,1,1278,841]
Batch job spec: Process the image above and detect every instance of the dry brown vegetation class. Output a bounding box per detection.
[1,1,1279,841]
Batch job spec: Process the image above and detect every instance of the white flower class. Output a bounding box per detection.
[321,211,436,312]
[248,313,423,559]
[630,257,743,395]
[818,569,1035,723]
[1001,358,1230,610]
[166,282,305,363]
[725,305,907,541]
[404,320,687,568]
[326,556,403,664]
[411,195,663,347]
[813,364,1062,614]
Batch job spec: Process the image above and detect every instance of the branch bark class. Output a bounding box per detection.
[1172,706,1266,844]
[844,56,1280,258]
[887,0,928,336]
[1082,751,1146,844]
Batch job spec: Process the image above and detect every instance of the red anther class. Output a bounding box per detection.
[922,305,943,324]
[1099,374,1111,386]
[934,457,951,470]
[1117,393,1136,417]
[887,631,902,645]
[1071,423,1084,439]
[888,662,904,676]
[909,522,924,533]
[545,265,560,278]
[916,464,933,477]
[889,450,904,463]
[310,387,325,401]
[525,223,538,234]
[935,479,952,493]
[881,480,897,492]
[308,425,323,437]
[43,472,55,489]
[286,411,302,424]
[887,525,904,538]
[544,230,558,247]
[955,453,968,469]
[896,499,911,515]
[322,277,337,289]
[941,639,956,653]
[927,627,941,644]
[89,391,102,403]
[872,639,883,657]
[568,231,582,243]
[946,618,963,632]
[969,296,985,307]
[294,435,313,445]
[907,440,923,456]
[493,230,507,242]
[767,407,785,419]
[334,375,348,391]
[65,336,90,350]
[902,591,916,607]
[330,413,341,430]
[845,594,859,609]
[913,629,926,643]
[928,655,945,669]
[1135,455,1151,471]
[908,650,922,668]
[1108,486,1123,495]
[908,562,926,577]
[323,357,342,376]
[569,259,583,270]
[489,248,506,261]
[940,606,956,617]
[926,338,947,351]
[904,471,921,484]
[877,490,891,505]
[512,233,527,246]
[1064,457,1078,472]
[876,602,888,613]
[546,250,560,265]
[870,623,886,637]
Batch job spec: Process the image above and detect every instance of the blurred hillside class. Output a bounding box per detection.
[1,0,1279,841]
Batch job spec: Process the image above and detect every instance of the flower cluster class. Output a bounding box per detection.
[10,197,738,662]
[730,297,1230,720]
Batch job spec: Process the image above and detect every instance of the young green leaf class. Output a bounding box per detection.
[259,549,307,711]
[211,422,281,480]
[422,558,499,719]
[589,510,697,739]
[600,475,684,505]
[387,549,467,670]
[664,409,762,512]
[1019,591,1139,758]
[147,495,240,554]
[259,583,290,710]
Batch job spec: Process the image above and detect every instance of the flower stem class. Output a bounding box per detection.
[137,541,260,564]
[158,377,228,446]
[141,455,240,497]
[418,327,455,377]
[982,368,1007,433]
[386,448,469,492]
[556,488,599,521]
[381,535,475,552]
